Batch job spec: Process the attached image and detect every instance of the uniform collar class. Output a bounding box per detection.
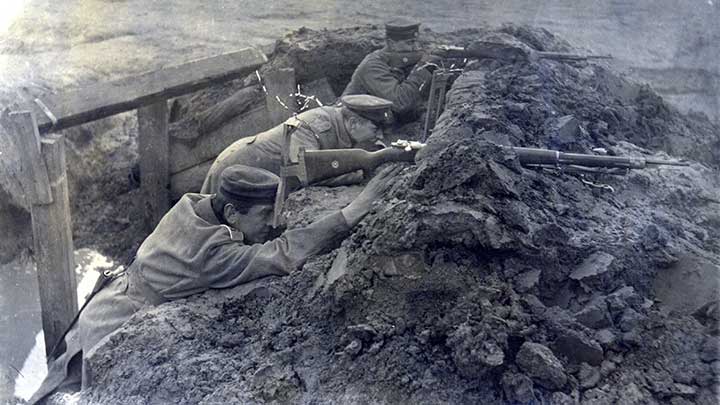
[196,195,221,225]
[196,195,246,242]
[326,106,354,149]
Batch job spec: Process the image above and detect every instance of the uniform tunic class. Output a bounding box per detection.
[200,106,354,194]
[342,49,432,118]
[30,194,350,403]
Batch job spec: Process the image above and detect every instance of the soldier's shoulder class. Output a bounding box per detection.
[297,107,335,134]
[358,49,389,68]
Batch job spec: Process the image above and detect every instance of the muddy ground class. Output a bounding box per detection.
[1,2,719,404]
[38,26,718,405]
[1,0,719,264]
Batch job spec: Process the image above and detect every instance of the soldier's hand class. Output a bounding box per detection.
[361,164,403,199]
[416,52,442,73]
[421,51,443,65]
[430,46,450,59]
[341,165,403,226]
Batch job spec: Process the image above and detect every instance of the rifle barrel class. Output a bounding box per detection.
[512,147,688,169]
[536,51,613,61]
[437,44,612,62]
[298,144,687,188]
[644,157,690,166]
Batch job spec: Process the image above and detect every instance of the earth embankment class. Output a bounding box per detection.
[73,26,720,405]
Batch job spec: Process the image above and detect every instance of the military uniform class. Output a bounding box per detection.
[342,50,432,117]
[201,95,393,194]
[31,167,351,404]
[201,106,351,194]
[342,19,433,120]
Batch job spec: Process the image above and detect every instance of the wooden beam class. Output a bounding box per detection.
[138,101,170,230]
[0,111,31,208]
[264,68,297,125]
[0,111,53,204]
[31,48,267,134]
[169,105,272,174]
[31,134,78,357]
[197,85,262,136]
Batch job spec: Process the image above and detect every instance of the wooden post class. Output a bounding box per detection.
[138,101,170,231]
[264,68,297,125]
[4,111,78,356]
[1,111,53,204]
[33,133,78,356]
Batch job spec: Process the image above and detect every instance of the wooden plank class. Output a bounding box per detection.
[0,111,52,204]
[31,48,267,134]
[197,85,261,135]
[169,160,214,201]
[169,105,272,174]
[0,111,29,208]
[138,101,170,230]
[264,68,297,125]
[30,134,78,357]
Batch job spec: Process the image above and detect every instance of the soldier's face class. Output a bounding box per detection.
[226,203,276,244]
[386,38,422,68]
[349,118,383,146]
[388,38,420,53]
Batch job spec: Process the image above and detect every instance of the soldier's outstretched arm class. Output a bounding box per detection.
[207,165,402,288]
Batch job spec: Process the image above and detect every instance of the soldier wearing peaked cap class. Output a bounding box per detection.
[30,163,401,404]
[200,94,394,194]
[343,18,440,123]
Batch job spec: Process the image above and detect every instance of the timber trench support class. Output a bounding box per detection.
[3,47,268,355]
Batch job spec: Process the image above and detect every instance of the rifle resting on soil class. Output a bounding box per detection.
[272,138,688,226]
[432,40,613,62]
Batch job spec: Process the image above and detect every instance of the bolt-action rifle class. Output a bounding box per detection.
[272,138,688,226]
[432,40,613,63]
[421,41,611,138]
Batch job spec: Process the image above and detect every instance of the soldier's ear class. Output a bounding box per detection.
[346,115,360,131]
[223,203,240,224]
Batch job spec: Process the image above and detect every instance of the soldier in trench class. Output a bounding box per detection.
[201,94,394,194]
[342,18,442,123]
[30,163,401,404]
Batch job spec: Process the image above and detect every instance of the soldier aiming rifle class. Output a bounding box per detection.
[273,139,688,223]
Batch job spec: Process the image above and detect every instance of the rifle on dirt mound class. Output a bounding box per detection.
[272,138,688,226]
[432,40,613,63]
[421,41,611,138]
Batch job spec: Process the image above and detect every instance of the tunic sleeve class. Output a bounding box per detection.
[205,211,351,289]
[359,58,432,115]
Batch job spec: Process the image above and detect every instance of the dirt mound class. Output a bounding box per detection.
[68,26,719,405]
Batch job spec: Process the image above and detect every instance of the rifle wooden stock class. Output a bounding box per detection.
[273,142,687,227]
[301,147,416,185]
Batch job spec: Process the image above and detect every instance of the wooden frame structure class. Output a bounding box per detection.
[2,47,272,355]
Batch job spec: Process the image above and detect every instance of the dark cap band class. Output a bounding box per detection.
[385,18,420,41]
[341,94,394,125]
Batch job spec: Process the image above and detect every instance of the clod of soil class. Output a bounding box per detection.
[62,25,719,405]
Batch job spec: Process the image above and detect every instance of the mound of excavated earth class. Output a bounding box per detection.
[69,26,719,405]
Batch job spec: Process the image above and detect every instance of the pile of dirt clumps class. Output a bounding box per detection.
[76,26,719,405]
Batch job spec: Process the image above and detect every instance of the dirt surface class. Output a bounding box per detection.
[1,1,719,403]
[1,0,718,263]
[60,26,720,405]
